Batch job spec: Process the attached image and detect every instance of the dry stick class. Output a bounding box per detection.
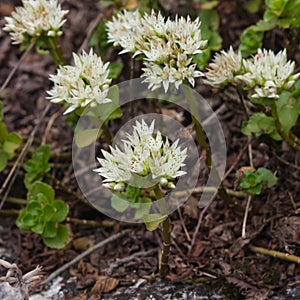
[65,217,115,227]
[248,244,300,264]
[223,139,251,180]
[78,13,102,53]
[0,40,35,92]
[41,111,61,145]
[187,203,210,256]
[107,248,157,275]
[237,88,254,240]
[241,194,252,239]
[40,229,130,286]
[0,101,51,209]
[177,207,191,242]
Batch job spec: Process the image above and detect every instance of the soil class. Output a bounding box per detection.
[0,1,300,299]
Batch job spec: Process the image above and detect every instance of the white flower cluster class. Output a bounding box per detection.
[106,10,207,92]
[47,49,112,114]
[203,46,242,88]
[94,120,187,190]
[237,49,300,99]
[3,0,68,45]
[106,10,143,55]
[203,47,300,99]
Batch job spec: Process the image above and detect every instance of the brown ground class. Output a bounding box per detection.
[0,1,299,299]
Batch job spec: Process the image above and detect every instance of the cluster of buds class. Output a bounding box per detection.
[94,120,187,191]
[107,10,207,92]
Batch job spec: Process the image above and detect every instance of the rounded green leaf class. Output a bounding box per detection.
[43,224,69,249]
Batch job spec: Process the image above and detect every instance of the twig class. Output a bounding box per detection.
[65,217,115,227]
[177,207,191,242]
[0,40,35,92]
[188,203,210,256]
[241,194,252,239]
[78,13,102,53]
[248,244,300,264]
[40,229,130,286]
[41,111,61,145]
[107,249,157,275]
[0,101,51,209]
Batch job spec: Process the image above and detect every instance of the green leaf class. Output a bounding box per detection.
[43,221,57,238]
[89,19,110,57]
[277,92,300,134]
[74,128,100,148]
[28,181,55,203]
[256,167,278,188]
[193,49,211,70]
[108,63,123,80]
[31,222,44,235]
[143,214,168,231]
[111,194,129,212]
[43,224,69,249]
[244,0,263,13]
[17,212,36,230]
[239,167,277,195]
[241,112,281,140]
[239,26,264,57]
[0,122,8,144]
[52,200,69,222]
[99,85,122,120]
[0,150,8,172]
[0,102,3,122]
[133,197,152,219]
[24,145,50,188]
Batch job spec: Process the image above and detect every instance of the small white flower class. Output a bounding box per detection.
[237,48,300,99]
[203,46,242,88]
[94,120,187,188]
[47,49,112,114]
[106,10,143,54]
[3,0,68,45]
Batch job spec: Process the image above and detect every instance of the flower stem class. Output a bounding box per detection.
[271,103,300,151]
[160,216,171,278]
[46,36,67,66]
[153,184,171,278]
[182,85,208,150]
[182,85,233,205]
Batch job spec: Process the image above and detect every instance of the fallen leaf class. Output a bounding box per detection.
[91,276,119,296]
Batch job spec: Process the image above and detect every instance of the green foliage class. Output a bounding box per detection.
[237,167,277,195]
[17,181,69,249]
[239,0,300,56]
[23,145,51,189]
[0,102,22,172]
[193,3,222,69]
[242,112,281,140]
[244,0,263,13]
[90,19,111,58]
[143,213,167,231]
[74,85,122,148]
[276,91,300,134]
[111,185,152,220]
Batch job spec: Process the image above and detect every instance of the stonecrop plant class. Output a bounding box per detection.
[3,0,298,292]
[94,119,187,278]
[107,10,208,92]
[203,46,300,151]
